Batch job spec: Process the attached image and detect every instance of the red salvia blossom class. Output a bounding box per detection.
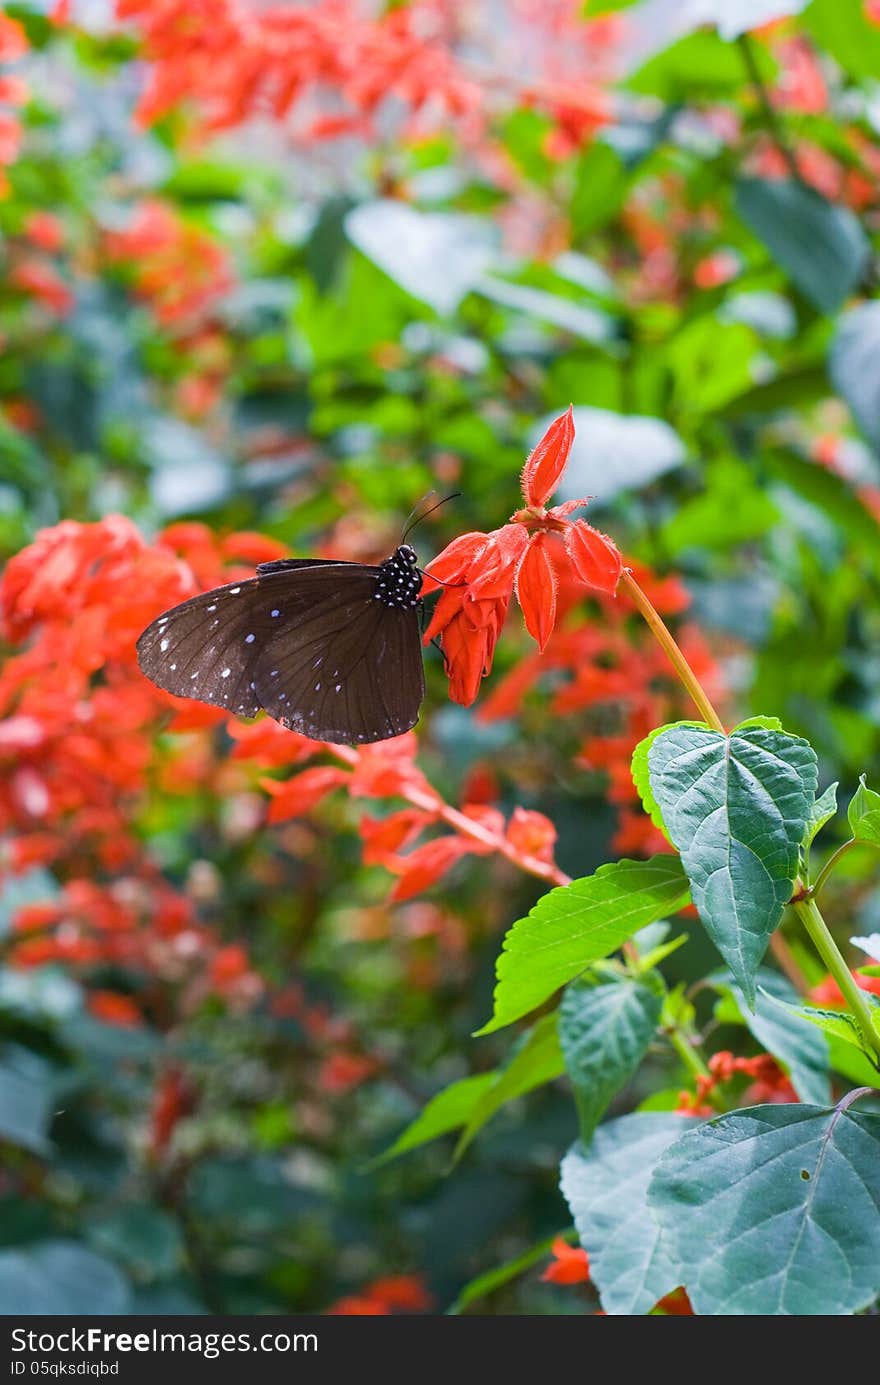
[675,1049,798,1116]
[103,199,233,327]
[424,408,622,704]
[541,1236,591,1285]
[326,1274,432,1315]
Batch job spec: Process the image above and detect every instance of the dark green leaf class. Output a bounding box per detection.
[631,722,706,839]
[0,1241,130,1314]
[648,725,818,1004]
[830,303,880,453]
[0,1050,54,1156]
[477,856,690,1035]
[649,1100,880,1315]
[735,178,869,315]
[560,979,662,1140]
[560,1114,698,1316]
[765,448,880,550]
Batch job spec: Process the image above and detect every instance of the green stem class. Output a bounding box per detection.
[811,838,859,897]
[620,570,725,733]
[667,1026,710,1081]
[736,33,802,184]
[793,896,880,1060]
[666,1025,725,1111]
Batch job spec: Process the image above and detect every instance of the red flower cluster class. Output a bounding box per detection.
[810,969,880,1006]
[103,199,234,328]
[0,517,279,998]
[114,0,481,140]
[424,409,622,705]
[0,12,27,197]
[233,720,566,898]
[473,553,719,857]
[675,1049,798,1117]
[326,1274,432,1316]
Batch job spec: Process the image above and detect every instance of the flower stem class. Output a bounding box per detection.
[811,837,872,897]
[619,570,725,733]
[793,896,880,1060]
[736,33,802,184]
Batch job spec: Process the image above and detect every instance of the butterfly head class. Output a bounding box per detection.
[376,545,423,609]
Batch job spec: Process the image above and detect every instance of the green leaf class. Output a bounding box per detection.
[647,725,818,1005]
[447,1231,571,1314]
[87,1207,183,1282]
[571,142,628,238]
[627,30,775,101]
[455,1014,564,1159]
[631,722,706,838]
[658,461,779,555]
[848,775,880,846]
[476,276,615,345]
[713,969,831,1105]
[477,857,691,1036]
[805,0,880,79]
[345,200,496,315]
[374,1072,497,1165]
[830,303,880,454]
[649,1100,880,1315]
[0,1049,54,1156]
[733,716,784,733]
[765,448,880,550]
[761,990,880,1065]
[735,178,869,316]
[560,1114,698,1316]
[560,978,663,1141]
[803,781,839,852]
[0,1241,130,1314]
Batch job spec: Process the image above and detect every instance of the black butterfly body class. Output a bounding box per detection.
[136,545,426,744]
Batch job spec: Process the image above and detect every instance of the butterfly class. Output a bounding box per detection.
[136,544,427,745]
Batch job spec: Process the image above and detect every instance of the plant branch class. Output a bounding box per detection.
[329,744,571,888]
[620,569,725,733]
[736,33,802,184]
[793,896,880,1060]
[811,837,860,897]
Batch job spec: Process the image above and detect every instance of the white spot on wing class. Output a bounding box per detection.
[207,604,217,612]
[245,633,255,643]
[230,587,241,595]
[221,668,231,678]
[270,609,280,618]
[160,638,169,651]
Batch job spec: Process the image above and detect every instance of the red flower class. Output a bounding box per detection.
[810,970,880,1005]
[87,990,142,1027]
[23,212,64,254]
[541,1236,591,1285]
[425,409,622,704]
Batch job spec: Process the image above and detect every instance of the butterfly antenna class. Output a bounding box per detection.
[401,491,462,543]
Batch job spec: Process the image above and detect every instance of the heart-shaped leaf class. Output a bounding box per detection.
[648,725,817,1004]
[649,1098,880,1315]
